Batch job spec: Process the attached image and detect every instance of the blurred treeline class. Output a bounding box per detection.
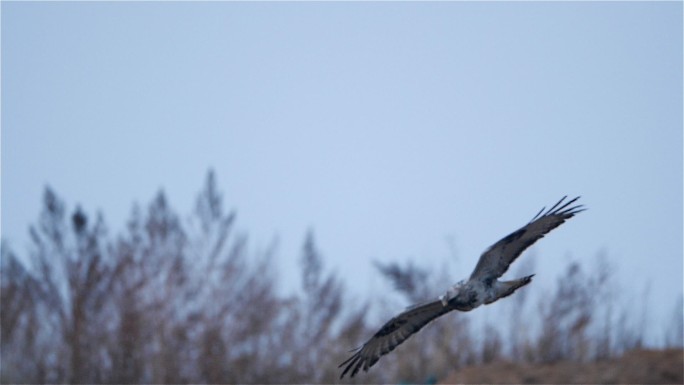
[2,171,682,384]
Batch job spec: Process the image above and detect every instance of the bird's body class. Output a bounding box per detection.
[339,196,585,379]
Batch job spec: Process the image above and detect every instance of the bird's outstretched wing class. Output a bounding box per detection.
[339,299,453,379]
[469,196,585,281]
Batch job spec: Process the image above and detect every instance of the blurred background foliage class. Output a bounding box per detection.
[2,171,682,384]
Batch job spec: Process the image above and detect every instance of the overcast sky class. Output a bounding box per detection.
[2,2,682,343]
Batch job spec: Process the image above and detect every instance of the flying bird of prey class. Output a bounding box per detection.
[339,196,585,378]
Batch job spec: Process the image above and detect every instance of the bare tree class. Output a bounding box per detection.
[536,261,591,362]
[664,294,683,348]
[507,252,536,362]
[1,245,42,383]
[17,189,115,383]
[281,231,350,382]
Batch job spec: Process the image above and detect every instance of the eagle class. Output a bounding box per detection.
[339,196,585,378]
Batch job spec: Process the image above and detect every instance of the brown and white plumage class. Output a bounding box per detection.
[339,196,585,378]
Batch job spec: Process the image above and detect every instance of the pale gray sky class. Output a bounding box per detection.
[2,2,682,343]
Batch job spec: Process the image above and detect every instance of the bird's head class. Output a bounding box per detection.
[439,280,467,306]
